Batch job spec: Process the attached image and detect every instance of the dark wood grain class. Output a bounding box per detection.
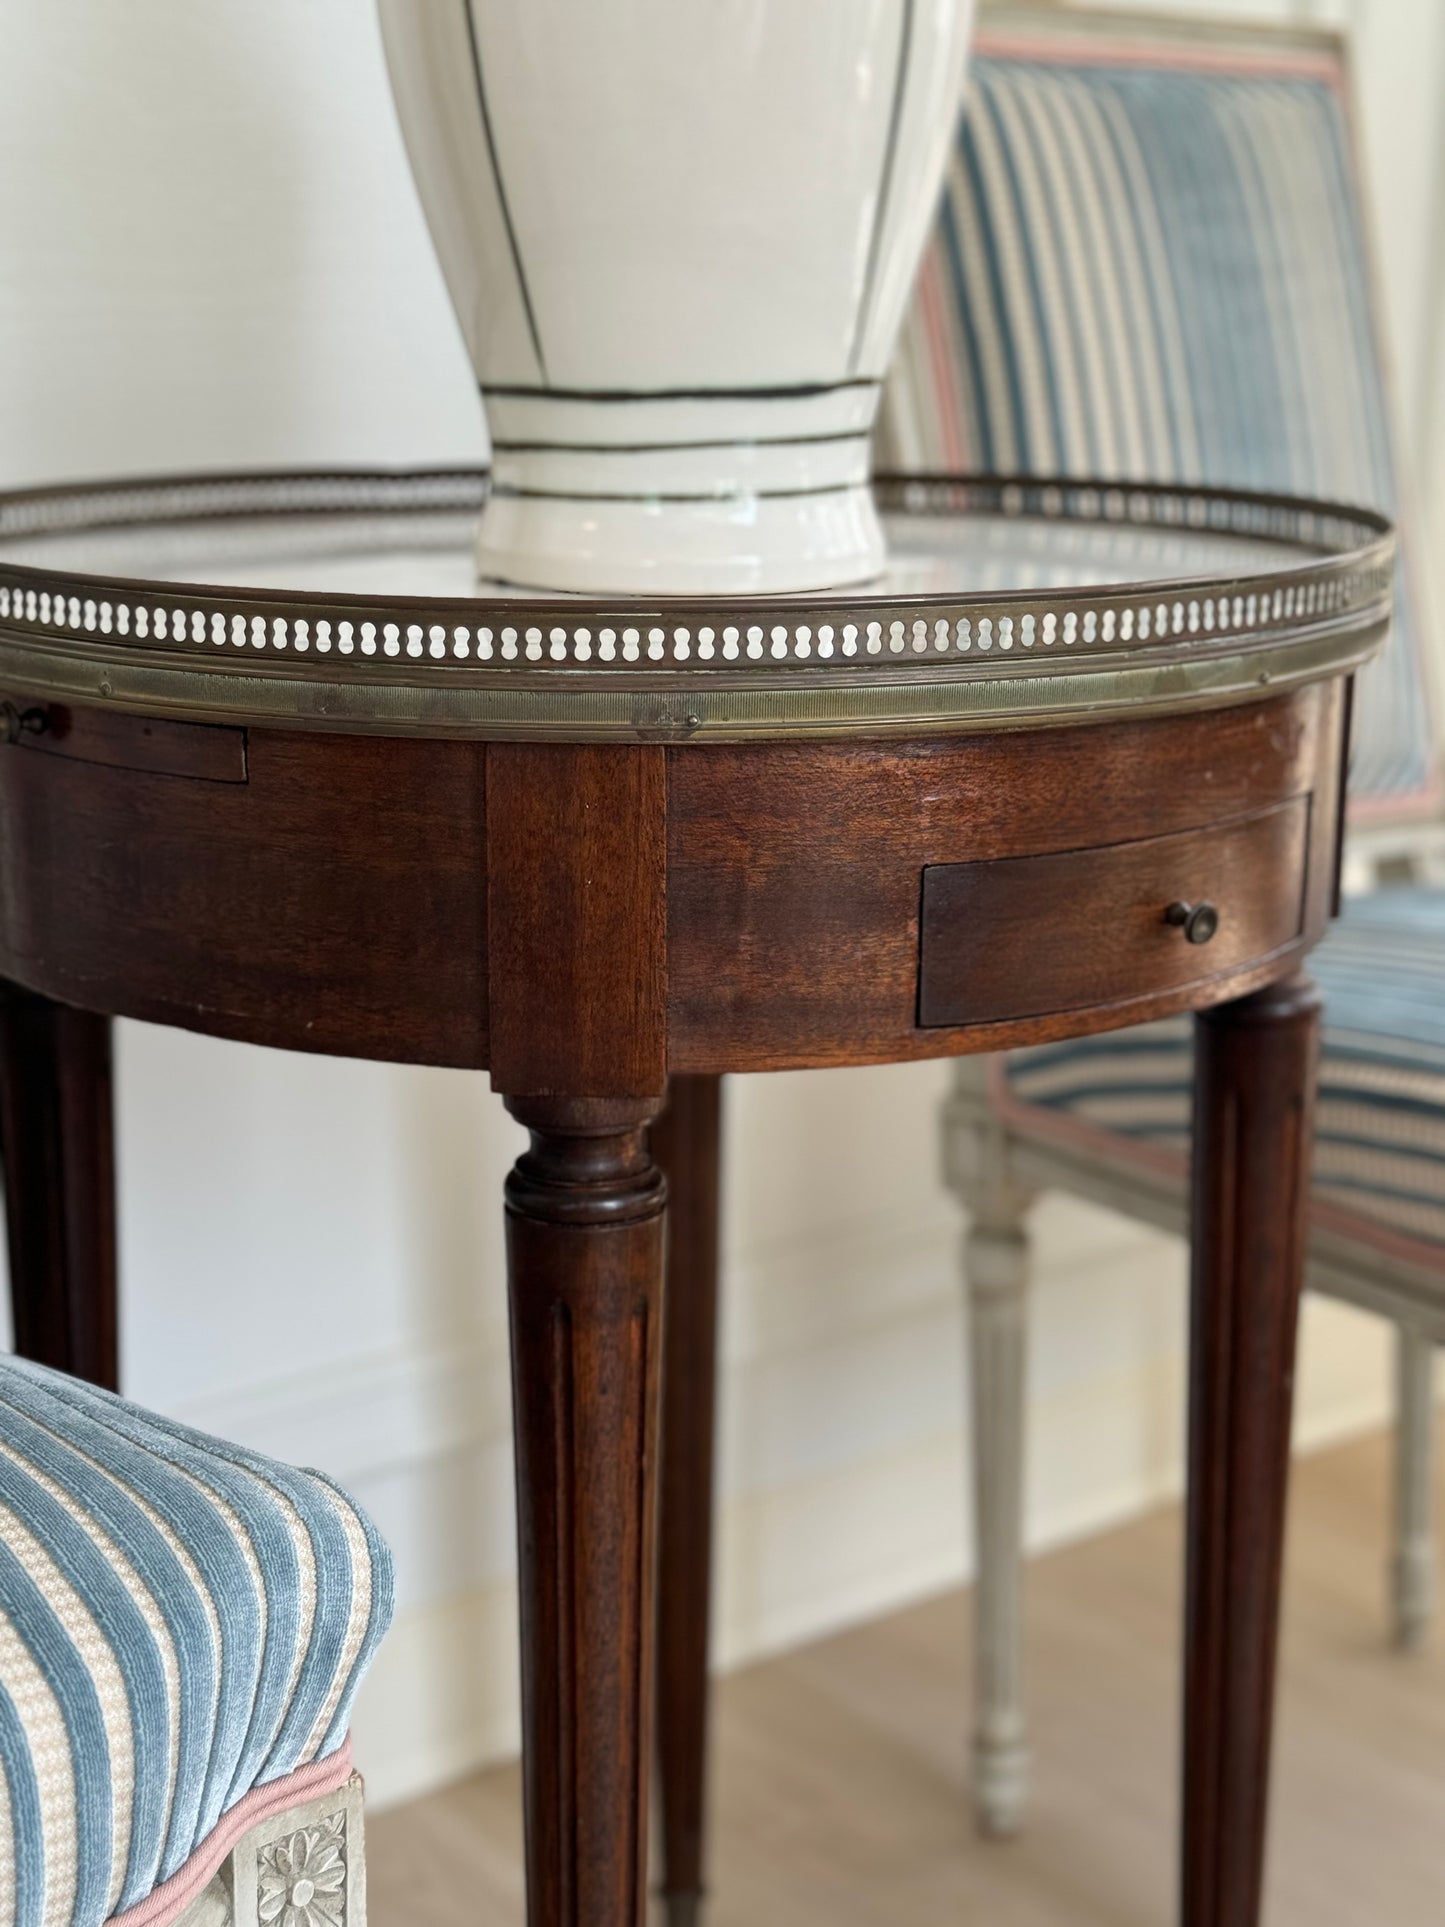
[490,745,673,1922]
[667,684,1343,1070]
[0,690,1341,1076]
[487,745,668,1098]
[6,699,248,783]
[505,1094,668,1927]
[0,720,488,1066]
[919,798,1308,1027]
[651,1075,723,1927]
[0,983,118,1389]
[1184,973,1322,1927]
[0,680,1354,1926]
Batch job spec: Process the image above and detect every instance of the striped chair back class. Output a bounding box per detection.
[878,4,1438,819]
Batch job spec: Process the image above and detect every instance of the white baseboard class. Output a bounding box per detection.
[169,1194,1398,1817]
[352,1317,1393,1814]
[347,1579,521,1813]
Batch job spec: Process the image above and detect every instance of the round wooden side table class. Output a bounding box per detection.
[0,471,1393,1927]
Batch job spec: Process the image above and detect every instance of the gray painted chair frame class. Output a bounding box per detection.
[946,826,1445,1834]
[892,3,1445,1839]
[175,1776,368,1927]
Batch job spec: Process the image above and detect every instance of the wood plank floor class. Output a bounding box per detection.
[367,1429,1445,1924]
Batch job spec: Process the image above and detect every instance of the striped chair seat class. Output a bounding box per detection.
[1004,886,1445,1258]
[0,1357,394,1927]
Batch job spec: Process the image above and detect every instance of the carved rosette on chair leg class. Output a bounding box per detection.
[0,982,118,1389]
[505,1094,668,1927]
[1184,974,1321,1927]
[651,1074,723,1927]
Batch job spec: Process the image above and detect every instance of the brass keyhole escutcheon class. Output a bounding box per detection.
[0,701,49,746]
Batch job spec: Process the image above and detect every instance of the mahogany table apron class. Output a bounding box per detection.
[0,703,1334,1922]
[0,470,1391,1927]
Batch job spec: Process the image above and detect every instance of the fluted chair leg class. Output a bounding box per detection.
[965,1206,1032,1836]
[1392,1326,1436,1650]
[943,1058,1035,1838]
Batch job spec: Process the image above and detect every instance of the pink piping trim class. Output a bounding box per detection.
[991,1057,1445,1271]
[973,29,1344,90]
[1349,775,1445,826]
[919,262,971,471]
[105,1743,354,1927]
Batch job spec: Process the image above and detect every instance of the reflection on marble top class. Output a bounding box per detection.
[0,508,1311,604]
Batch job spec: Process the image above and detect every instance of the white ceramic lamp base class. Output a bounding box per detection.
[477,487,885,596]
[380,0,975,596]
[480,384,887,592]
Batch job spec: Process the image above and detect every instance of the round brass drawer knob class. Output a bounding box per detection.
[1165,900,1220,946]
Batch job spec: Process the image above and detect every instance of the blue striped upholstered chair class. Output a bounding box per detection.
[876,4,1443,1838]
[0,1356,393,1927]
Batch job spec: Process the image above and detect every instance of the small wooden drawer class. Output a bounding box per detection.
[918,797,1310,1028]
[0,698,247,784]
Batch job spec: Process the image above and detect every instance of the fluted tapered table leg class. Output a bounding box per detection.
[505,1093,668,1927]
[0,983,118,1390]
[1182,974,1321,1927]
[652,1074,723,1927]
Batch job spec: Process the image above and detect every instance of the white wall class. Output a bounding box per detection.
[0,1,1439,1812]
